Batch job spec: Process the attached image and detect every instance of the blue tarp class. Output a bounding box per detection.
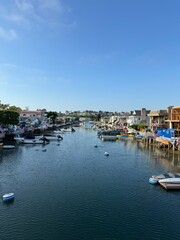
[154,128,175,138]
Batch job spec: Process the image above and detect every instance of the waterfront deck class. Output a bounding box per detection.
[158,182,180,190]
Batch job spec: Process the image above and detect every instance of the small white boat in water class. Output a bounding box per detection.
[39,134,63,141]
[19,139,48,144]
[3,145,15,149]
[159,178,180,184]
[2,193,15,202]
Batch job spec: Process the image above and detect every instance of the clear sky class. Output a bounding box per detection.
[0,0,180,112]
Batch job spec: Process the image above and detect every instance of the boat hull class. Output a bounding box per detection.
[19,139,47,144]
[2,193,15,202]
[159,178,180,184]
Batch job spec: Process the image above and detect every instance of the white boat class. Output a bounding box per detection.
[152,172,180,179]
[54,128,75,133]
[101,135,117,141]
[19,139,48,144]
[159,178,180,184]
[14,137,25,142]
[2,193,15,202]
[3,145,15,149]
[53,130,63,134]
[39,134,63,141]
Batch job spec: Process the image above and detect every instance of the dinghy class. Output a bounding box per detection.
[2,193,15,202]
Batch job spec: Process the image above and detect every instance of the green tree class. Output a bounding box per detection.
[8,105,22,113]
[138,120,147,131]
[0,110,19,126]
[0,103,9,110]
[46,111,58,124]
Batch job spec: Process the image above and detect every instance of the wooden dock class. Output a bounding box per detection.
[158,182,180,190]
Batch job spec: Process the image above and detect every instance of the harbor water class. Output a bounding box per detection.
[0,128,180,240]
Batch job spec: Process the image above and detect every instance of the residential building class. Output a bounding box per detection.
[127,108,150,127]
[165,106,180,136]
[148,109,168,131]
[20,109,47,121]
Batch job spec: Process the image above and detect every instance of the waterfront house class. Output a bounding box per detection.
[109,113,129,129]
[165,106,180,136]
[20,109,47,121]
[148,109,168,131]
[127,108,150,127]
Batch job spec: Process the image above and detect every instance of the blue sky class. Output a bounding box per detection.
[0,0,180,112]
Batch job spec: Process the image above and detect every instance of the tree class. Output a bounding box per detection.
[138,120,147,131]
[0,110,19,126]
[0,103,9,110]
[46,111,58,124]
[8,105,22,113]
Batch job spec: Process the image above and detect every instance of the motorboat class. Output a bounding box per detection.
[14,136,25,142]
[54,128,75,133]
[39,134,63,141]
[18,139,49,144]
[152,172,180,180]
[159,178,180,184]
[3,145,15,149]
[2,193,15,202]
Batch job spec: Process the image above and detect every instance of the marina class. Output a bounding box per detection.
[0,127,180,240]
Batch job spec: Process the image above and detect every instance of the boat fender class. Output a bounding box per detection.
[149,178,158,185]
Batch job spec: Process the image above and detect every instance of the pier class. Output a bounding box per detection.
[158,182,180,190]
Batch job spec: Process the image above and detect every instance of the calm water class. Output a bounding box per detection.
[0,128,180,240]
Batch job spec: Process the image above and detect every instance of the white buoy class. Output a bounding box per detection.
[104,152,109,156]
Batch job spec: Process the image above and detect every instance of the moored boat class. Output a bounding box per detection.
[3,145,15,149]
[159,178,180,184]
[2,193,15,202]
[39,134,63,141]
[152,172,180,180]
[18,139,49,144]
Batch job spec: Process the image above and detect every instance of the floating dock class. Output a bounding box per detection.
[152,173,180,190]
[158,182,180,190]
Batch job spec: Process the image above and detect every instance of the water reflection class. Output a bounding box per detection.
[134,140,180,172]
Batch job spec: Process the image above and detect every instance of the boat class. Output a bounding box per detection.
[2,193,15,202]
[54,128,75,134]
[53,130,63,134]
[159,178,180,184]
[39,134,63,141]
[3,145,15,149]
[14,136,25,142]
[18,139,49,144]
[101,135,117,141]
[61,128,75,133]
[152,172,180,180]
